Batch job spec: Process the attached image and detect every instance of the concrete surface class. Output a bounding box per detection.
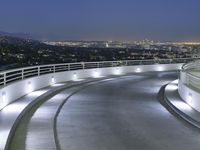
[57,72,200,150]
[164,80,200,128]
[2,71,200,150]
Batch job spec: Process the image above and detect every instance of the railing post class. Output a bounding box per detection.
[53,65,55,73]
[186,73,189,85]
[3,73,6,86]
[68,64,70,71]
[22,69,24,80]
[97,62,100,68]
[38,67,40,76]
[82,62,85,70]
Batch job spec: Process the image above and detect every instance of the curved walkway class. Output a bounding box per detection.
[56,72,200,150]
[1,71,200,150]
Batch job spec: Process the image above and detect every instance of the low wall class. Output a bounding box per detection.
[178,74,200,112]
[0,64,182,110]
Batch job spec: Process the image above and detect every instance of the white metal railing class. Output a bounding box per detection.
[0,58,198,87]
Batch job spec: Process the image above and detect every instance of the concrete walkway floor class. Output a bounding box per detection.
[1,71,200,150]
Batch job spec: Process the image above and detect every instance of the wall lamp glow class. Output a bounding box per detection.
[2,92,6,101]
[51,76,55,84]
[115,68,121,75]
[28,81,31,87]
[157,66,163,71]
[28,81,33,93]
[188,93,192,105]
[136,68,141,73]
[93,70,100,78]
[73,73,78,80]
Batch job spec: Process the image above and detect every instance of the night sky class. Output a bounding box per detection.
[0,0,200,41]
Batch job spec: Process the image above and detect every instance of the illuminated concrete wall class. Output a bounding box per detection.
[0,64,182,110]
[178,75,200,112]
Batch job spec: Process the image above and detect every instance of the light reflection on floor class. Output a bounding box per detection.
[172,100,192,111]
[28,90,48,97]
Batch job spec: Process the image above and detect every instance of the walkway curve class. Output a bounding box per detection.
[8,77,128,150]
[57,71,200,150]
[5,71,200,150]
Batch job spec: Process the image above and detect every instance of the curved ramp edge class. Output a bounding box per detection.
[163,80,200,129]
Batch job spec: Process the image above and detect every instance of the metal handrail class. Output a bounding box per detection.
[182,59,200,76]
[180,59,200,91]
[182,62,200,70]
[0,57,199,87]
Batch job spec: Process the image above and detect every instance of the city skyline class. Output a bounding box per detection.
[0,0,200,41]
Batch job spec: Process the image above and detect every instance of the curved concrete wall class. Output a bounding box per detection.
[178,72,200,112]
[0,64,182,110]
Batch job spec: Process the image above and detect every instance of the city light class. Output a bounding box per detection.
[175,42,200,45]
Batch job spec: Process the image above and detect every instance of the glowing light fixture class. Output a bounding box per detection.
[2,92,6,101]
[27,81,33,93]
[157,66,163,71]
[51,76,55,84]
[93,70,100,78]
[73,72,78,81]
[114,68,121,75]
[72,73,84,81]
[188,93,192,105]
[136,68,141,73]
[28,81,31,87]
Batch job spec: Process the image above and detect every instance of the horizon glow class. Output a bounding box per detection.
[0,0,200,41]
